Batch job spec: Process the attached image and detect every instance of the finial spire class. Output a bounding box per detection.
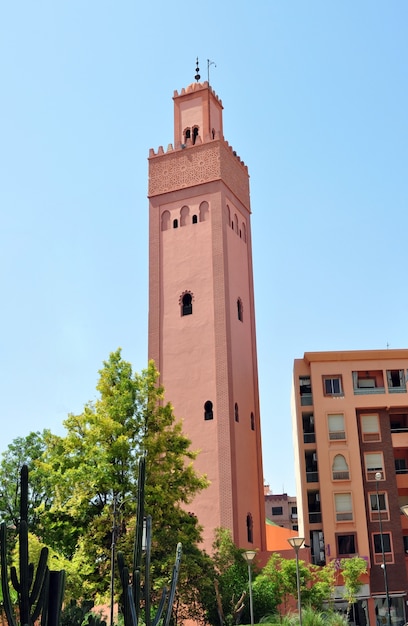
[195,58,200,82]
[207,59,216,85]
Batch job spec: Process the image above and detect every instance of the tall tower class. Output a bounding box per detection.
[148,75,266,553]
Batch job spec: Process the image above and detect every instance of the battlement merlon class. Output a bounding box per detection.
[148,139,250,209]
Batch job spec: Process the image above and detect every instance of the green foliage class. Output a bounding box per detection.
[38,350,209,606]
[0,430,51,533]
[340,557,367,608]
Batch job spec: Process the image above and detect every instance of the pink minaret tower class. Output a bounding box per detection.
[148,66,266,553]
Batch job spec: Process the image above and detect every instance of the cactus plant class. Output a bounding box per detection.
[0,464,65,626]
[117,457,182,626]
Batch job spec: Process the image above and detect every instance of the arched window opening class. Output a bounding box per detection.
[250,412,255,431]
[212,128,215,139]
[180,205,190,226]
[235,403,239,422]
[332,455,350,481]
[233,214,238,232]
[173,219,178,229]
[204,400,213,421]
[192,214,198,224]
[246,513,253,543]
[184,128,191,143]
[181,293,193,316]
[237,298,243,322]
[242,223,247,242]
[199,201,209,222]
[161,210,170,231]
[226,205,231,226]
[192,126,199,145]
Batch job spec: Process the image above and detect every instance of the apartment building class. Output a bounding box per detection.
[292,349,408,626]
[264,489,298,531]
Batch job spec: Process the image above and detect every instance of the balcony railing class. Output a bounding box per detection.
[389,387,407,394]
[353,387,385,395]
[301,394,313,406]
[306,471,319,483]
[309,511,322,524]
[304,433,316,443]
[333,471,350,480]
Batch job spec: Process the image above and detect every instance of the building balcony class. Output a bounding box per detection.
[301,394,313,406]
[353,387,385,395]
[392,431,408,448]
[309,511,322,524]
[396,472,408,490]
[306,471,319,483]
[303,433,316,444]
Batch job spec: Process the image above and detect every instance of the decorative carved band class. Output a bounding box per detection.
[148,142,250,208]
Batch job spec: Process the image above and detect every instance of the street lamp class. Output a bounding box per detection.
[287,536,305,626]
[375,472,391,626]
[242,550,257,626]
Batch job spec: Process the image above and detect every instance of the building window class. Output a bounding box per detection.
[386,369,406,392]
[246,513,253,543]
[328,414,346,440]
[173,218,178,228]
[271,507,283,516]
[364,453,384,481]
[337,533,357,556]
[300,376,313,406]
[184,128,191,143]
[395,458,407,474]
[403,536,408,553]
[181,293,193,316]
[323,376,343,396]
[332,455,350,481]
[204,400,213,421]
[352,370,385,394]
[192,214,198,224]
[360,413,380,442]
[192,126,199,144]
[234,403,239,422]
[250,412,255,431]
[302,413,315,443]
[334,493,353,522]
[373,532,393,564]
[369,492,389,522]
[237,298,243,322]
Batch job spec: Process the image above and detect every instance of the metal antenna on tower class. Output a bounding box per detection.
[195,58,200,82]
[207,59,216,84]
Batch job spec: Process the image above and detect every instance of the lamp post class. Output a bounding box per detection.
[287,537,305,626]
[375,472,391,626]
[242,550,256,626]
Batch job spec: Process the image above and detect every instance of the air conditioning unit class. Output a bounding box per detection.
[316,493,320,502]
[310,416,314,425]
[313,453,317,462]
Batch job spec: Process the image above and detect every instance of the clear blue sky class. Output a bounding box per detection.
[1,2,407,496]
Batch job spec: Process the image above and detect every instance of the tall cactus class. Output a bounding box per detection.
[117,457,182,626]
[0,464,65,626]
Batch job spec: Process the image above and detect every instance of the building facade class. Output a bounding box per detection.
[292,349,408,625]
[148,77,266,554]
[264,488,298,531]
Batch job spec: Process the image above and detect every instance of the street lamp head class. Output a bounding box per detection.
[242,550,257,564]
[287,536,305,551]
[375,472,382,481]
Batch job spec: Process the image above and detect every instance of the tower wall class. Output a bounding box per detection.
[148,82,266,553]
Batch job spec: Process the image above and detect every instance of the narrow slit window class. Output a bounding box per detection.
[237,298,243,322]
[235,403,239,422]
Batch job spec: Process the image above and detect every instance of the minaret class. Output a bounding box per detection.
[148,66,266,553]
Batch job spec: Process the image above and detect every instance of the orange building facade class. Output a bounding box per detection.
[147,78,266,555]
[292,349,408,625]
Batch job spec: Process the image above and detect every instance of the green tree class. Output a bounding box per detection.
[0,431,51,532]
[39,350,209,606]
[340,556,367,620]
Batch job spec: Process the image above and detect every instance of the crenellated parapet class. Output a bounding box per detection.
[173,81,223,108]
